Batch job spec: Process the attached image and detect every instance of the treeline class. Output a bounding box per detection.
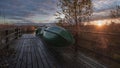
[0,24,35,33]
[57,22,120,33]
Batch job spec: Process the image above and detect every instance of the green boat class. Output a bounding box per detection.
[43,26,75,47]
[35,27,46,36]
[35,28,42,36]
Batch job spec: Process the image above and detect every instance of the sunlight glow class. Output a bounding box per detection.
[96,20,103,27]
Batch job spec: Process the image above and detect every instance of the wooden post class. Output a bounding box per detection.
[15,28,18,39]
[0,31,1,48]
[20,28,22,37]
[18,28,22,37]
[5,30,9,49]
[18,28,20,37]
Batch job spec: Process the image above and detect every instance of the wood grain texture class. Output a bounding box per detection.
[9,34,60,68]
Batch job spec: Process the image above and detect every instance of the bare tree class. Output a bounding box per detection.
[57,0,93,24]
[111,5,120,19]
[57,0,93,56]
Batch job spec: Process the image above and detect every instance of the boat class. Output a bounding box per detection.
[35,27,42,36]
[42,26,75,47]
[35,27,46,36]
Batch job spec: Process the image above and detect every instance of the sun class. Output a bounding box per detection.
[97,20,103,27]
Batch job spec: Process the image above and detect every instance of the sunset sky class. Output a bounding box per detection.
[0,0,120,23]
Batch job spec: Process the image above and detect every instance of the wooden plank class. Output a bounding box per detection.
[37,44,50,68]
[36,38,59,68]
[32,38,44,68]
[33,38,50,68]
[9,36,25,68]
[30,39,38,68]
[9,39,22,68]
[38,38,62,68]
[9,34,62,68]
[21,40,28,68]
[27,39,32,68]
[15,38,26,68]
[35,37,62,68]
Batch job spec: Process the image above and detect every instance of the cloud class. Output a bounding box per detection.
[91,0,120,20]
[0,0,119,23]
[0,0,58,23]
[93,0,120,12]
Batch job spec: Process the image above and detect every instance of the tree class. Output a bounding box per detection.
[57,0,93,24]
[57,0,93,56]
[111,5,120,18]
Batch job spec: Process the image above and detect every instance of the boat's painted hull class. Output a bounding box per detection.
[43,26,75,47]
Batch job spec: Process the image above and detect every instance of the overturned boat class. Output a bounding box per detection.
[42,26,75,47]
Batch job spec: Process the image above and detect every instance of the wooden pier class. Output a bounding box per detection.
[8,34,61,68]
[4,34,106,68]
[1,28,118,68]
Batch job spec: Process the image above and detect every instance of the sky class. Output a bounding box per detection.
[0,0,120,24]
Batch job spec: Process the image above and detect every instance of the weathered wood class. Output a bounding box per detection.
[9,39,24,68]
[10,34,61,68]
[15,39,25,68]
[21,40,28,68]
[35,38,58,68]
[32,39,44,68]
[10,35,27,68]
[35,40,50,68]
[27,42,32,68]
[31,40,38,68]
[7,34,108,68]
